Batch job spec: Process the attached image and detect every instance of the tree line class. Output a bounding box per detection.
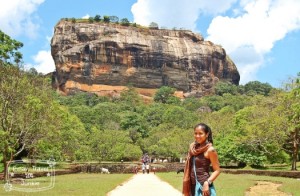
[0,30,299,180]
[65,14,162,29]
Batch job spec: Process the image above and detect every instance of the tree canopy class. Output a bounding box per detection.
[0,30,23,66]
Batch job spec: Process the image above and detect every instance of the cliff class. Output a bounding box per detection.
[51,20,240,98]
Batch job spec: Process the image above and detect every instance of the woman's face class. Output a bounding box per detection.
[194,126,208,144]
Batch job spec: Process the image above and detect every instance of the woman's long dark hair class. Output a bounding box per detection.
[194,123,213,144]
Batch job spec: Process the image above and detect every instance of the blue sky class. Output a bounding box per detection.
[0,0,299,88]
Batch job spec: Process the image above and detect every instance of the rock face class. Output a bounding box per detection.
[51,20,240,97]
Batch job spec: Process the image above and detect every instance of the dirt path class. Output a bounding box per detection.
[106,173,182,196]
[245,181,291,196]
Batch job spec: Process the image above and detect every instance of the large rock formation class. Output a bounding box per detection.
[51,20,240,98]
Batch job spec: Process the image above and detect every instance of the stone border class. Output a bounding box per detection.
[3,163,298,179]
[221,169,300,178]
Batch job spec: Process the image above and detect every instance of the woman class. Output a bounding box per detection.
[183,123,221,196]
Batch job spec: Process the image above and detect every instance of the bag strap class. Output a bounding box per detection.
[193,156,203,189]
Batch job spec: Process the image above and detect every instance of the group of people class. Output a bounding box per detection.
[141,162,150,174]
[141,153,152,174]
[132,153,156,174]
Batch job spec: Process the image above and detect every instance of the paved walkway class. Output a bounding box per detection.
[107,173,182,196]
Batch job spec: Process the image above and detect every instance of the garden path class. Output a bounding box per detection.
[106,173,182,196]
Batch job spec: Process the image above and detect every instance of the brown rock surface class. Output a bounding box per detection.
[51,20,240,97]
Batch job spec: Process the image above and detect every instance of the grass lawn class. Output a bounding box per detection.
[1,165,300,195]
[0,173,133,196]
[157,172,300,196]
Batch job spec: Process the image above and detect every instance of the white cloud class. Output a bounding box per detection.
[0,0,44,38]
[28,50,55,74]
[131,0,237,30]
[229,45,264,83]
[197,0,239,15]
[206,0,300,84]
[82,14,90,19]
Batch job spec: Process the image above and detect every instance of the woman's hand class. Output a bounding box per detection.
[202,181,210,196]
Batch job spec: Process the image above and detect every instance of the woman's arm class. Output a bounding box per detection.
[202,146,221,195]
[207,146,221,182]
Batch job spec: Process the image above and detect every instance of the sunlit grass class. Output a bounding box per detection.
[0,173,133,196]
[157,172,300,196]
[1,164,300,196]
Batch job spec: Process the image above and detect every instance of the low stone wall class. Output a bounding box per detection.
[75,162,185,173]
[221,169,300,178]
[3,163,298,180]
[158,162,185,172]
[79,163,133,173]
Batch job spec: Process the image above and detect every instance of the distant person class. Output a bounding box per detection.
[182,123,221,196]
[142,163,146,174]
[146,164,150,174]
[142,153,150,164]
[133,166,138,174]
[153,167,156,174]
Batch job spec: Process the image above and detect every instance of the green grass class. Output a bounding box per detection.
[0,173,133,196]
[157,172,300,196]
[1,169,300,195]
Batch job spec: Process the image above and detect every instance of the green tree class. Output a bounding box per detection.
[142,103,165,127]
[109,16,119,23]
[149,22,159,29]
[244,81,273,96]
[69,105,96,131]
[56,92,109,107]
[214,82,238,96]
[94,15,101,22]
[154,86,176,103]
[182,97,203,111]
[120,18,130,26]
[34,104,86,161]
[162,106,197,129]
[120,111,148,139]
[0,66,59,178]
[232,95,288,166]
[88,17,94,23]
[89,129,142,161]
[93,102,121,130]
[103,15,110,23]
[200,95,225,111]
[118,86,142,111]
[27,67,38,76]
[145,124,191,160]
[280,73,300,170]
[0,30,23,66]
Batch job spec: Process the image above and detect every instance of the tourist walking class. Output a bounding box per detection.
[142,163,146,174]
[146,164,150,174]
